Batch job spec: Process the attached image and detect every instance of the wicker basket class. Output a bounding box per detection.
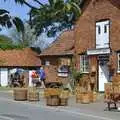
[46,95,60,106]
[13,88,28,101]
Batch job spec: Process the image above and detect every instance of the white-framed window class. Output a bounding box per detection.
[57,65,69,77]
[96,20,110,48]
[80,55,89,73]
[117,53,120,72]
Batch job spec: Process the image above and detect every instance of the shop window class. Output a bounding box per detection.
[118,53,120,72]
[80,55,89,73]
[57,65,69,77]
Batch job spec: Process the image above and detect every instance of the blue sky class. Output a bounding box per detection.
[0,0,48,34]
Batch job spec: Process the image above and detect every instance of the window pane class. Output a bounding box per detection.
[80,55,89,73]
[104,25,107,33]
[98,26,101,34]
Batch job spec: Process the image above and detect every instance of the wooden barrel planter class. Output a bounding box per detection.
[28,91,39,101]
[89,92,97,102]
[59,90,69,106]
[46,95,60,106]
[60,98,68,106]
[81,93,90,104]
[76,93,83,103]
[13,88,28,101]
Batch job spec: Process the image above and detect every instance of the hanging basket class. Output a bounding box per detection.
[13,88,28,101]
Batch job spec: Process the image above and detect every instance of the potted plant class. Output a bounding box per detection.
[71,68,83,86]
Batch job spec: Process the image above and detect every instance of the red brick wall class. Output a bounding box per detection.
[40,56,71,84]
[75,0,120,73]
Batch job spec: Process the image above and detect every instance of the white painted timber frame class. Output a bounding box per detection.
[87,48,110,55]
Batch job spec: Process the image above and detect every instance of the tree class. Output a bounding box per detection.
[0,9,24,32]
[6,0,84,37]
[9,23,49,49]
[9,23,37,47]
[0,35,23,50]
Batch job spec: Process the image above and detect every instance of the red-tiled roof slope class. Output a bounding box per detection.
[0,48,41,67]
[40,30,74,56]
[82,0,120,9]
[110,0,120,8]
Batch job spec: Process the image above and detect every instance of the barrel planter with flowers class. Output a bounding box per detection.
[45,88,61,106]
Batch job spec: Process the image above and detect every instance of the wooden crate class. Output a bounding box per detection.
[13,88,28,101]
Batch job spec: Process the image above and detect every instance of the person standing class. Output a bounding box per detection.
[39,67,46,88]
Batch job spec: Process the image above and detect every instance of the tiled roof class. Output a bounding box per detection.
[0,48,41,67]
[40,30,74,56]
[110,0,120,8]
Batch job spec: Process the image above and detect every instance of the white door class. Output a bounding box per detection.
[98,64,109,92]
[0,68,8,86]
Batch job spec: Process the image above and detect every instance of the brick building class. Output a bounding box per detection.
[0,48,41,86]
[39,30,74,85]
[75,0,120,92]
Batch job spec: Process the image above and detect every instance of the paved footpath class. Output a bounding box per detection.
[0,91,120,120]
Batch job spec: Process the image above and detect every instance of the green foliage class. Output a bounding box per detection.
[71,68,83,83]
[29,0,82,37]
[0,9,24,32]
[0,35,24,50]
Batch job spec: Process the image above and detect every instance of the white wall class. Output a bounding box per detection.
[0,68,8,86]
[29,70,36,87]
